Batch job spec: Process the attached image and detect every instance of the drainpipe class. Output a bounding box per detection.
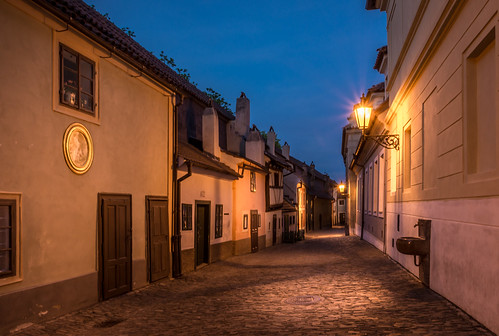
[172,93,183,278]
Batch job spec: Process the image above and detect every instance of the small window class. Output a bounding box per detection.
[182,204,192,230]
[273,172,280,187]
[215,205,223,238]
[250,171,256,192]
[243,214,248,230]
[60,44,95,114]
[339,200,345,206]
[0,200,16,279]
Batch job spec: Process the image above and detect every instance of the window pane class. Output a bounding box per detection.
[0,228,11,249]
[80,77,93,95]
[0,206,10,228]
[63,86,78,106]
[80,59,93,78]
[80,93,93,111]
[63,50,78,71]
[63,68,78,88]
[0,251,11,273]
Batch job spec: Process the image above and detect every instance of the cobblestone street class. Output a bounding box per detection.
[12,229,493,336]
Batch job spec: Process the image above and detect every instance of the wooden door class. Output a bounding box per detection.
[147,197,169,282]
[100,194,131,300]
[250,210,258,253]
[272,214,277,246]
[195,203,210,266]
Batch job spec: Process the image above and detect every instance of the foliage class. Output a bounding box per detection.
[260,131,282,150]
[205,88,231,111]
[121,27,136,38]
[159,51,197,85]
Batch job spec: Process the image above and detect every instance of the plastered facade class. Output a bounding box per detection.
[381,0,499,333]
[0,0,174,331]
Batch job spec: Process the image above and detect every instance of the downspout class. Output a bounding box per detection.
[172,94,183,278]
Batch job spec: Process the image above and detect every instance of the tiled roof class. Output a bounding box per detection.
[373,45,387,71]
[179,142,240,178]
[32,0,234,120]
[368,81,385,94]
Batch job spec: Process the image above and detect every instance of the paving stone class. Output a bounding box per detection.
[11,229,494,336]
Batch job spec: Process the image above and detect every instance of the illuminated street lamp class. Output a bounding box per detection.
[338,182,346,193]
[353,93,399,150]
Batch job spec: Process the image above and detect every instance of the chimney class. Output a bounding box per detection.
[267,126,276,156]
[246,125,264,164]
[281,141,290,159]
[235,92,250,136]
[202,107,220,157]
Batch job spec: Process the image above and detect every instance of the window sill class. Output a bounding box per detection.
[0,275,23,287]
[54,103,100,125]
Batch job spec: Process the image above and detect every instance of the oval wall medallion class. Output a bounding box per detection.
[63,123,94,174]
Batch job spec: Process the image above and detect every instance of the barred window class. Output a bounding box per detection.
[182,204,192,230]
[215,205,223,238]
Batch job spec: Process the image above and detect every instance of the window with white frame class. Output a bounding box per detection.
[364,168,368,214]
[378,152,385,217]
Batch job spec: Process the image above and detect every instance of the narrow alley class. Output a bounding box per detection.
[12,229,492,336]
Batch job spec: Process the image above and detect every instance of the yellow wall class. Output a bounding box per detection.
[0,0,173,293]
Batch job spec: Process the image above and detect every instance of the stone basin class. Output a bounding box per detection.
[396,237,429,256]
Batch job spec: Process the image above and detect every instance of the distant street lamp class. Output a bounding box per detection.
[353,93,399,150]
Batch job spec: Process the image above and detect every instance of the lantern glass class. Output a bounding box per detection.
[338,184,345,193]
[354,105,372,130]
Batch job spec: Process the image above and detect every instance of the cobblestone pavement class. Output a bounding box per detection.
[13,229,494,336]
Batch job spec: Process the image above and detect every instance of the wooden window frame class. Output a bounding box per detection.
[0,199,16,279]
[60,44,95,115]
[215,204,223,238]
[250,171,257,192]
[182,203,192,230]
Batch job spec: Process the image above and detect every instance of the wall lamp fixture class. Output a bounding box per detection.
[354,93,399,150]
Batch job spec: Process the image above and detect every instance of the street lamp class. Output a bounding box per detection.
[353,93,399,150]
[338,182,346,193]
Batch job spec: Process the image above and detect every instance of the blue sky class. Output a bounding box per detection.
[87,1,386,182]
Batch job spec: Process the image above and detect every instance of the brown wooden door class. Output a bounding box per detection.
[100,194,132,300]
[147,197,169,282]
[196,203,210,266]
[250,210,258,253]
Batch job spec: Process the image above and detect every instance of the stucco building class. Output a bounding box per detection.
[341,0,499,333]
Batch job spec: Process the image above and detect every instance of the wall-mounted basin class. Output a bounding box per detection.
[396,237,429,256]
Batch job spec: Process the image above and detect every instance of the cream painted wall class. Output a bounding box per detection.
[265,210,282,247]
[386,199,499,334]
[0,1,172,292]
[382,1,499,333]
[233,170,267,241]
[179,169,234,250]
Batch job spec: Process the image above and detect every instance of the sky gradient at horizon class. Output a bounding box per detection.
[87,0,387,182]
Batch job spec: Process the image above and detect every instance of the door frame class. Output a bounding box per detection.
[145,195,169,282]
[194,200,211,268]
[97,193,132,301]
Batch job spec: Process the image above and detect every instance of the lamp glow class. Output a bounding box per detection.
[354,93,372,131]
[338,183,346,193]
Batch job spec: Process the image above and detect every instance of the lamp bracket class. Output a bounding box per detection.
[364,134,400,150]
